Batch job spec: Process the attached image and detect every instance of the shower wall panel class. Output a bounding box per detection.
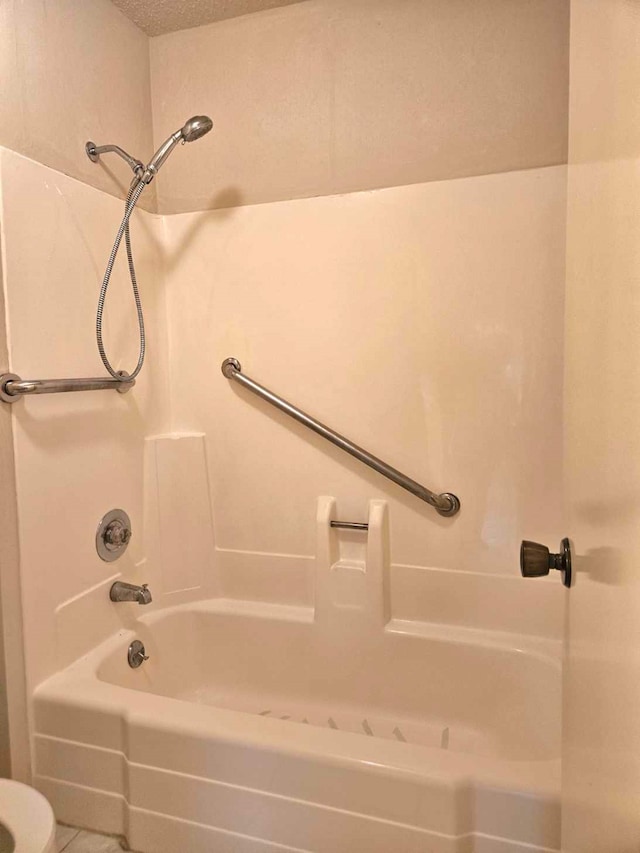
[0,148,170,698]
[162,164,567,629]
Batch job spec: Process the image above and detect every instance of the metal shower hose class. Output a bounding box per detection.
[96,176,147,381]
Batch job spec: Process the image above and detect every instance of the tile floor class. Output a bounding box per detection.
[56,824,129,853]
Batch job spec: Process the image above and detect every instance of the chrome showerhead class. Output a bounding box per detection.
[86,115,213,184]
[143,114,213,182]
[181,115,213,143]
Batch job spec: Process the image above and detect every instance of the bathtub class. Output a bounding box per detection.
[32,597,561,853]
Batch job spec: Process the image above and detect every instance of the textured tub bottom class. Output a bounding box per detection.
[178,685,491,756]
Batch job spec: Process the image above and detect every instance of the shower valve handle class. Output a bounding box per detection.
[96,509,132,562]
[104,520,131,548]
[520,538,572,588]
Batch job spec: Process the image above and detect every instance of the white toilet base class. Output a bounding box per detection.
[0,780,55,853]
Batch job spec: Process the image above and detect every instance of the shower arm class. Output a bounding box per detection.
[85,142,144,177]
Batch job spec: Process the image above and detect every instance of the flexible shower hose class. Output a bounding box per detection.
[96,176,147,381]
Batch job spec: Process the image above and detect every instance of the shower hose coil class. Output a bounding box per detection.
[96,177,147,381]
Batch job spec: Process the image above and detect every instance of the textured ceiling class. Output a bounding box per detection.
[110,0,308,36]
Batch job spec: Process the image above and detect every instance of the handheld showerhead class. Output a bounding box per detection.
[181,115,214,143]
[86,115,213,181]
[142,115,213,183]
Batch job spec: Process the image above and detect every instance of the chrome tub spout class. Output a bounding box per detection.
[109,581,152,605]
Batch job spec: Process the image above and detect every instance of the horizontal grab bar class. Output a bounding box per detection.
[221,358,460,517]
[330,521,369,530]
[0,372,134,403]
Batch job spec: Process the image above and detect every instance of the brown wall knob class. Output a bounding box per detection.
[520,538,572,588]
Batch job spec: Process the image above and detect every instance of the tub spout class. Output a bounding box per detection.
[110,581,152,605]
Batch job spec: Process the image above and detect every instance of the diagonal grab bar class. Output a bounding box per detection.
[221,358,460,517]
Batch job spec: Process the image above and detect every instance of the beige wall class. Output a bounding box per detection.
[562,1,640,849]
[150,0,569,213]
[0,0,155,209]
[0,0,570,216]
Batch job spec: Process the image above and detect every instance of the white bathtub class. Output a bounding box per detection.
[32,598,561,853]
